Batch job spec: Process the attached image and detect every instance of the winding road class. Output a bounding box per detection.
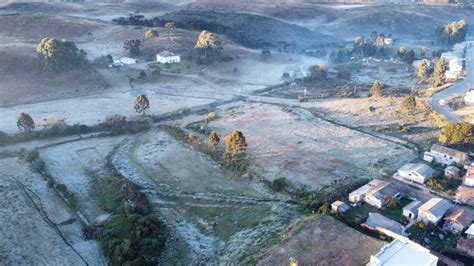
[429,41,474,122]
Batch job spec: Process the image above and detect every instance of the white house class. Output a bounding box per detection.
[464,166,474,187]
[423,144,469,166]
[364,181,399,209]
[367,239,438,266]
[395,163,434,184]
[464,90,474,105]
[348,179,398,208]
[403,200,422,220]
[384,38,394,45]
[156,51,181,64]
[417,198,452,225]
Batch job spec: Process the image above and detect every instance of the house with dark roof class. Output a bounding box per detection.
[444,209,474,234]
[364,181,399,209]
[417,198,452,225]
[363,213,407,240]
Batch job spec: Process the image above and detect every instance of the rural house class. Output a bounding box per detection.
[348,179,398,208]
[456,185,474,206]
[156,51,181,64]
[394,163,434,184]
[363,213,406,240]
[367,239,438,266]
[402,200,422,220]
[423,144,469,166]
[444,209,473,234]
[464,166,474,187]
[331,200,350,213]
[417,198,452,225]
[364,181,399,209]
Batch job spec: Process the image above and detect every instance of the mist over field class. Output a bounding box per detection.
[1,0,474,265]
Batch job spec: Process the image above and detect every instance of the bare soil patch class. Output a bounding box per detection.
[257,215,384,266]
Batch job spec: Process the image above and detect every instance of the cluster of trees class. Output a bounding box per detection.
[396,46,415,64]
[352,35,388,59]
[112,14,161,27]
[36,38,87,73]
[208,130,248,162]
[144,29,159,39]
[436,20,468,46]
[417,58,448,87]
[306,64,327,80]
[124,39,142,57]
[439,122,474,146]
[195,30,223,65]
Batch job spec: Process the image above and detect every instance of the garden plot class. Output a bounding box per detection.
[0,157,104,265]
[40,136,125,222]
[205,103,416,189]
[112,130,299,264]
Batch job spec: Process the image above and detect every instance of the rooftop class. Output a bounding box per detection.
[418,198,451,218]
[350,179,387,196]
[364,213,405,236]
[368,239,438,266]
[445,209,474,229]
[430,144,468,161]
[456,186,474,204]
[157,50,178,57]
[403,200,422,213]
[398,163,434,178]
[465,224,474,235]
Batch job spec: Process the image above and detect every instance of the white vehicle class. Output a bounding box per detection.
[439,99,446,106]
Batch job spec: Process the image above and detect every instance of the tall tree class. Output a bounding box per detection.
[417,60,429,81]
[164,22,176,33]
[429,58,447,87]
[36,38,87,73]
[224,130,248,160]
[370,80,383,98]
[134,94,150,114]
[144,29,159,39]
[124,39,142,57]
[209,131,220,149]
[17,112,35,132]
[195,30,222,65]
[400,96,417,117]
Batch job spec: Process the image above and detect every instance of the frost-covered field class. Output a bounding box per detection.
[111,130,299,264]
[205,102,416,189]
[0,157,105,265]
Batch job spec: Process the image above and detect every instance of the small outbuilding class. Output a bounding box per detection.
[331,200,350,213]
[444,166,460,179]
[403,200,422,220]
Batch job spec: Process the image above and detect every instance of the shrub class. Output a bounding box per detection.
[271,177,287,191]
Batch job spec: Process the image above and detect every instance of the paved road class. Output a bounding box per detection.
[428,42,474,122]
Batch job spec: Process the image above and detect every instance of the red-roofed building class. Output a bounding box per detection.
[464,166,474,187]
[444,209,474,234]
[456,186,474,206]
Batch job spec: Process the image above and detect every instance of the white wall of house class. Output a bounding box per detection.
[364,194,383,209]
[156,55,181,64]
[427,151,460,165]
[403,209,416,220]
[418,211,442,225]
[464,178,474,187]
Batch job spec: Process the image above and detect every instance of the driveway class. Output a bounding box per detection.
[428,42,474,122]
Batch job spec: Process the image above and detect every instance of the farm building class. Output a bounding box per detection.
[348,180,381,203]
[394,163,434,184]
[156,51,181,64]
[331,200,350,213]
[417,198,451,225]
[367,239,438,266]
[444,209,474,234]
[423,144,469,166]
[402,200,422,220]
